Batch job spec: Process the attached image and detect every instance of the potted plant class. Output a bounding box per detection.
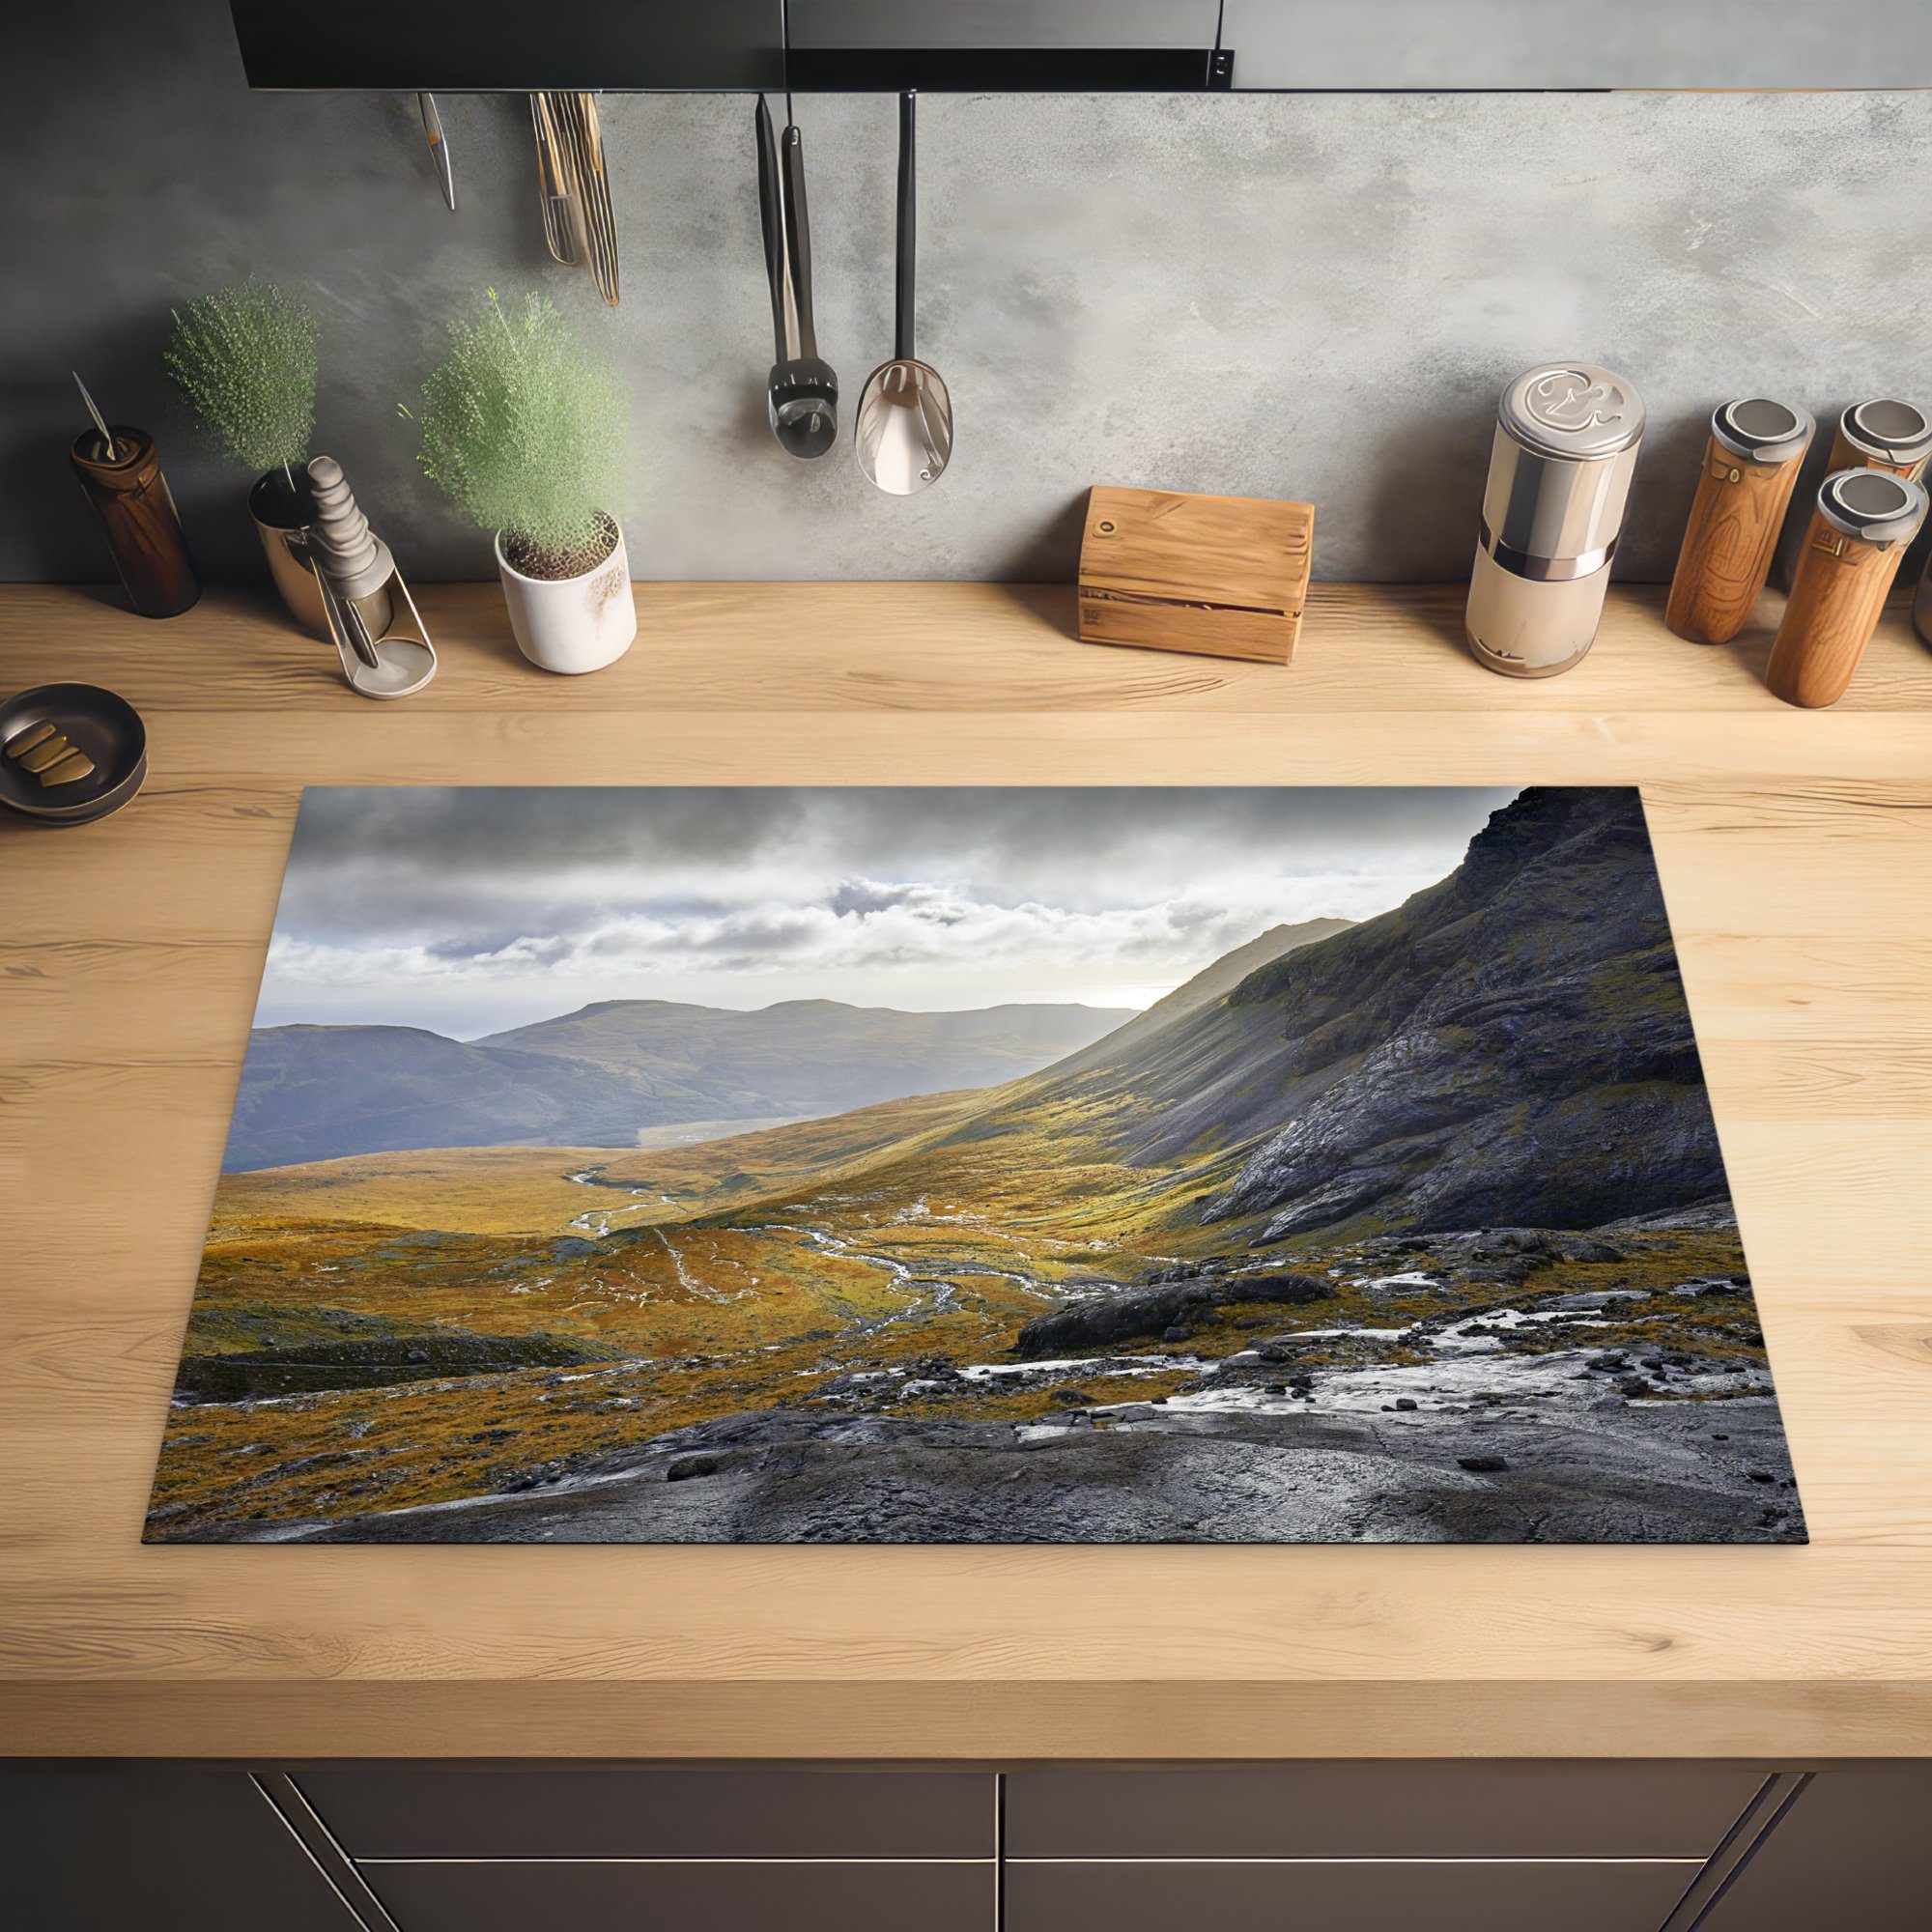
[414,289,635,674]
[165,279,323,632]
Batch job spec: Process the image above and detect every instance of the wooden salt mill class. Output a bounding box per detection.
[1665,398,1812,645]
[1765,469,1928,709]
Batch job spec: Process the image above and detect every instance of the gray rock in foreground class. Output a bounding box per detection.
[278,1393,1804,1548]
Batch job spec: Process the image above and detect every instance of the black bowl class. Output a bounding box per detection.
[0,682,147,826]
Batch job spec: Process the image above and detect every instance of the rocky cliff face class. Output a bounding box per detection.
[1198,786,1726,1236]
[1046,917,1352,1082]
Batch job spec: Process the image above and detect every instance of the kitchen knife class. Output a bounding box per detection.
[417,92,456,212]
[530,94,583,267]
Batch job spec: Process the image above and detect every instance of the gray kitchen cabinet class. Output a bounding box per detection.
[1006,1857,1696,1932]
[298,1762,995,1859]
[1005,1762,1760,1860]
[0,1764,359,1932]
[1693,1764,1932,1931]
[1218,0,1932,90]
[10,1759,1932,1932]
[362,1860,994,1932]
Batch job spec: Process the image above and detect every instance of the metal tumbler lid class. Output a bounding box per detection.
[1713,397,1813,464]
[1838,398,1932,468]
[1498,363,1645,462]
[1817,468,1929,545]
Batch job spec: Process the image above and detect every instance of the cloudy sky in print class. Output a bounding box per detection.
[253,785,1522,1037]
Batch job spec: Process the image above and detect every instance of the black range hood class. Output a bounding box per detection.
[228,0,1232,94]
[228,0,1932,96]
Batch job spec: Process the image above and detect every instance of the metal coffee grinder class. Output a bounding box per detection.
[1465,362,1645,677]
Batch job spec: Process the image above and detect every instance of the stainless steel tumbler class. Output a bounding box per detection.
[1466,362,1646,677]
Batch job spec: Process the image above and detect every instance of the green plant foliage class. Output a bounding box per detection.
[165,279,319,477]
[415,289,630,576]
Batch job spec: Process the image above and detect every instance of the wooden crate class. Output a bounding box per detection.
[1076,485,1314,664]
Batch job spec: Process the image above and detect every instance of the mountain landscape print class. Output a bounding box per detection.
[147,783,1803,1546]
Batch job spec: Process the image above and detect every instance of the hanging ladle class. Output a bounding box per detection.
[856,91,952,495]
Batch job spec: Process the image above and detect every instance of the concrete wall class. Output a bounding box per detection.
[8,1,1931,584]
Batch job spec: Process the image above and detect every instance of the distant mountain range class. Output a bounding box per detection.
[222,999,1137,1171]
[475,998,1136,1104]
[222,792,1709,1239]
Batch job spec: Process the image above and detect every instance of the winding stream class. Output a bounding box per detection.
[561,1164,678,1236]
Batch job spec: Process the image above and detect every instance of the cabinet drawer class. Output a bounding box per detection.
[1005,1763,1757,1860]
[298,1765,992,1860]
[1696,1766,1932,1930]
[0,1765,358,1932]
[1007,1858,1695,1932]
[363,1859,993,1932]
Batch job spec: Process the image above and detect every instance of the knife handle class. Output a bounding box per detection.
[781,126,816,360]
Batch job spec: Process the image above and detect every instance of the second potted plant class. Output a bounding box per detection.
[415,290,635,674]
[165,278,324,633]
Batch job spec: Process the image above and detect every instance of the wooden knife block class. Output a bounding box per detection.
[1076,486,1314,665]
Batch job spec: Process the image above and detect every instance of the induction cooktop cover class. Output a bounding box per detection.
[147,784,1802,1546]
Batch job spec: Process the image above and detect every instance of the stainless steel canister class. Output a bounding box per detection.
[1466,362,1645,677]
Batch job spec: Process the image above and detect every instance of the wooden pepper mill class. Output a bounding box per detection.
[68,425,200,619]
[1666,398,1814,645]
[1825,398,1931,482]
[1765,469,1928,708]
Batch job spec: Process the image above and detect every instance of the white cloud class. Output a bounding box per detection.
[262,867,1442,1008]
[252,786,1521,1035]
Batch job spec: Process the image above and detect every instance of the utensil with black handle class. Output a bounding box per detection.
[856,90,952,495]
[756,94,838,460]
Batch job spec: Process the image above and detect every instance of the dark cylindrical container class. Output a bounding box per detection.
[68,426,200,618]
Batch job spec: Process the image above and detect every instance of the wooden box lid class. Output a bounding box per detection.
[1076,485,1316,665]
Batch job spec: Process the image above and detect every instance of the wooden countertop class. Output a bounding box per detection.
[3,579,1931,1761]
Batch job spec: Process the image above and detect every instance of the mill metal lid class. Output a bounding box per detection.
[1498,363,1645,462]
[1838,398,1932,467]
[1713,397,1813,464]
[1816,467,1929,544]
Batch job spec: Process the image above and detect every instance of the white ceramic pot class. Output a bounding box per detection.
[494,521,638,674]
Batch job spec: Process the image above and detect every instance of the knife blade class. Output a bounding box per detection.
[418,92,456,212]
[530,93,583,267]
[558,93,621,307]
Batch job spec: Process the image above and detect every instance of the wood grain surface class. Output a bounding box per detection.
[2,579,1930,1760]
[1766,508,1919,708]
[1077,487,1313,663]
[1665,436,1808,647]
